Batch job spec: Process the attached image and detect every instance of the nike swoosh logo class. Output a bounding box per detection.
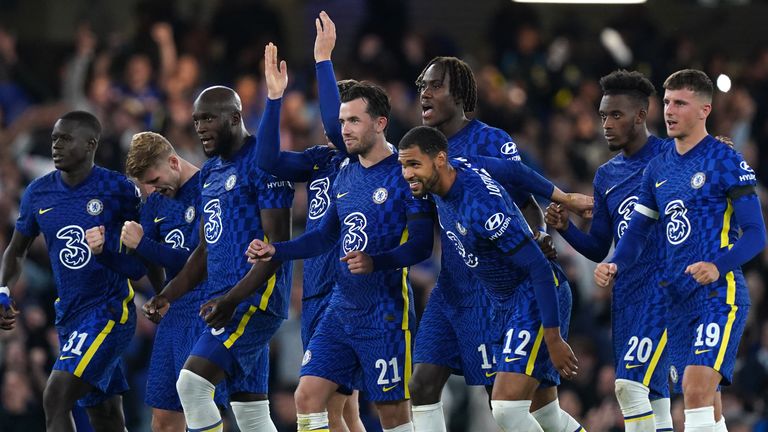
[154,217,166,223]
[625,363,643,369]
[605,185,618,195]
[336,192,349,199]
[695,348,712,355]
[313,164,320,170]
[382,384,399,392]
[485,371,498,377]
[39,208,53,214]
[59,355,76,360]
[504,357,522,363]
[203,182,213,188]
[655,180,668,188]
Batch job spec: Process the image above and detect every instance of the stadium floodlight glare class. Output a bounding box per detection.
[717,74,732,93]
[513,0,647,4]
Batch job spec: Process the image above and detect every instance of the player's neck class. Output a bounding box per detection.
[221,130,250,160]
[60,163,94,187]
[674,127,708,155]
[439,115,470,139]
[434,166,457,197]
[177,159,199,187]
[359,140,393,168]
[622,128,651,158]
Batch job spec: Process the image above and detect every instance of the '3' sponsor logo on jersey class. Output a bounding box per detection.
[616,196,638,239]
[664,199,691,245]
[56,225,92,269]
[342,212,368,253]
[203,199,223,244]
[308,177,331,220]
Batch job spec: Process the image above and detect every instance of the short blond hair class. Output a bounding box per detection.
[126,132,174,178]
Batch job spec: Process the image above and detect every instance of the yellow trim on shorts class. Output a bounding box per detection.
[121,280,135,324]
[223,305,258,349]
[258,234,277,310]
[404,329,412,399]
[526,324,544,376]
[74,319,115,377]
[642,329,667,386]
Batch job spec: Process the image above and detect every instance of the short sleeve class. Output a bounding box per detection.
[718,148,757,201]
[15,185,40,238]
[257,171,295,209]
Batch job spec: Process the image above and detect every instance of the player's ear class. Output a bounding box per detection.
[376,116,388,133]
[700,103,712,120]
[436,151,448,167]
[231,111,242,127]
[636,108,647,124]
[168,154,180,170]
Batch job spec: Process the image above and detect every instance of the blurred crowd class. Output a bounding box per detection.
[1,1,768,431]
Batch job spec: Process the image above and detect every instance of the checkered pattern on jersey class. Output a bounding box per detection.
[328,154,430,329]
[302,146,350,300]
[15,167,139,325]
[638,136,755,307]
[199,137,294,318]
[435,165,534,303]
[595,137,671,305]
[439,120,520,307]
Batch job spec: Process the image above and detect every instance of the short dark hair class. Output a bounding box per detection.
[341,81,391,120]
[663,69,713,101]
[599,70,656,109]
[416,56,477,113]
[59,110,102,140]
[337,79,359,99]
[398,126,448,157]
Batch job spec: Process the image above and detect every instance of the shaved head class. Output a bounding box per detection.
[195,86,242,113]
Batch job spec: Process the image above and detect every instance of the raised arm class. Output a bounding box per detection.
[314,11,345,153]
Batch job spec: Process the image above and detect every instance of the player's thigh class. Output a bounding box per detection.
[356,326,413,403]
[413,291,462,372]
[452,304,502,386]
[614,300,670,399]
[43,369,94,409]
[491,371,539,401]
[300,314,359,393]
[301,295,331,351]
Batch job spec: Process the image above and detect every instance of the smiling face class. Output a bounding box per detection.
[418,64,463,130]
[398,146,443,198]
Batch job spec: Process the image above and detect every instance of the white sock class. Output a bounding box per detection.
[531,399,584,432]
[614,379,655,432]
[650,398,673,431]
[715,415,728,432]
[383,422,415,432]
[231,400,277,432]
[412,402,447,432]
[175,369,222,431]
[684,406,716,432]
[297,412,329,431]
[491,400,544,432]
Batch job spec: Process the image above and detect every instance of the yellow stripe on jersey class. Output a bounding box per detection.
[552,269,560,287]
[526,325,545,376]
[404,329,412,399]
[642,329,667,386]
[258,234,277,311]
[224,305,258,349]
[121,280,135,324]
[720,199,733,248]
[399,228,410,330]
[74,319,115,377]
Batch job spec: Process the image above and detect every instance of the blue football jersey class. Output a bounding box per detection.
[301,146,351,300]
[635,135,756,307]
[326,153,433,329]
[199,137,295,318]
[593,136,672,305]
[439,120,520,306]
[435,162,538,304]
[15,166,140,325]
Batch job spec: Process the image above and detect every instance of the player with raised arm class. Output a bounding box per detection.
[142,86,294,432]
[398,125,579,432]
[123,131,228,432]
[545,70,674,432]
[0,111,144,432]
[594,69,767,432]
[227,82,433,432]
[256,28,366,432]
[411,56,586,432]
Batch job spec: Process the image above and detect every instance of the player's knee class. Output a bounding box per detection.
[409,373,442,404]
[176,369,215,408]
[294,383,321,413]
[151,410,185,432]
[42,381,74,417]
[491,400,536,430]
[614,379,651,413]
